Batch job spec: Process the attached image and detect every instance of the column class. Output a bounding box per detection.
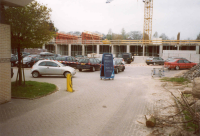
[127,45,130,53]
[143,45,145,56]
[82,45,85,56]
[42,44,45,49]
[54,44,57,54]
[97,45,100,54]
[177,45,179,50]
[111,45,114,54]
[196,46,199,54]
[159,45,163,57]
[68,44,71,56]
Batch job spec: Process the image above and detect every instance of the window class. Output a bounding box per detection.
[46,62,58,67]
[39,62,46,66]
[89,59,94,64]
[183,60,190,63]
[178,60,184,63]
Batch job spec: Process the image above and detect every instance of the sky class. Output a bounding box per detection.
[37,0,200,40]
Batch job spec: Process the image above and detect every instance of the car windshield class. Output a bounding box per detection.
[79,59,89,63]
[23,57,31,61]
[122,54,131,58]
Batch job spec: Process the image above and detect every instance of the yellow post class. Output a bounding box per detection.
[67,73,73,92]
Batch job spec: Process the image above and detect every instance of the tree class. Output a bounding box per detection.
[153,31,158,38]
[159,33,169,40]
[106,29,112,40]
[127,31,142,40]
[4,1,56,85]
[196,33,200,40]
[121,28,126,40]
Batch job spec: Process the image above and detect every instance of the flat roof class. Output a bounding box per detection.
[1,0,33,7]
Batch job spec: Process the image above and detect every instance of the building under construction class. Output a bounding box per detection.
[43,31,200,62]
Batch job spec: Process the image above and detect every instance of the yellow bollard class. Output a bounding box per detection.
[67,73,73,92]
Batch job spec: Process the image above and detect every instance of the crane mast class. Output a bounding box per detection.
[143,0,153,41]
[106,0,153,41]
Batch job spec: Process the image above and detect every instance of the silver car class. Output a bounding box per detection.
[31,60,76,78]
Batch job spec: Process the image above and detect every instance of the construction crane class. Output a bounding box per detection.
[106,0,153,41]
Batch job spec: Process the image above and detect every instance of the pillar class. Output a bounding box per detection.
[82,45,85,56]
[42,44,45,49]
[97,45,100,54]
[177,45,179,50]
[143,45,145,56]
[127,45,130,53]
[111,45,114,54]
[159,45,163,57]
[196,46,199,54]
[68,44,71,56]
[54,44,57,54]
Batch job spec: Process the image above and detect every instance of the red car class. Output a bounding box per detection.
[164,59,197,70]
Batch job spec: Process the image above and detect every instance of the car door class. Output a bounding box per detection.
[71,57,77,68]
[45,61,62,75]
[158,57,164,65]
[183,59,191,68]
[177,60,185,69]
[38,61,48,74]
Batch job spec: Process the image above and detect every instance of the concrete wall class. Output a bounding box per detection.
[163,50,200,63]
[0,24,11,104]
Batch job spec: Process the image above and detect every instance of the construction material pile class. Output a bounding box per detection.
[182,64,200,80]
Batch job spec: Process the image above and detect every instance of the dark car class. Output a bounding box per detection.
[77,58,100,72]
[55,56,77,68]
[16,56,39,68]
[146,57,165,65]
[118,53,134,64]
[11,67,14,78]
[113,58,125,74]
[10,55,18,67]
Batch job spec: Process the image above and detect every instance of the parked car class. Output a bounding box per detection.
[10,55,18,67]
[165,57,186,62]
[16,56,40,68]
[113,58,125,74]
[164,59,197,70]
[118,53,134,64]
[114,58,125,64]
[75,55,87,61]
[11,67,14,78]
[31,60,76,78]
[77,58,100,72]
[55,56,77,68]
[146,57,165,65]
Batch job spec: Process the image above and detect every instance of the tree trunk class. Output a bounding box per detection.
[17,47,22,85]
[146,116,156,127]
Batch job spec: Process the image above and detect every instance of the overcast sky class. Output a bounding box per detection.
[37,0,200,40]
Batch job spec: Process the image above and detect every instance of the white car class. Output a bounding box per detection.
[31,60,76,78]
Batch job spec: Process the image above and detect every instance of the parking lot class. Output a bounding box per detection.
[1,64,182,136]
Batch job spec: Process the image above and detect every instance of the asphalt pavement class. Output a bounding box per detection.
[0,64,180,136]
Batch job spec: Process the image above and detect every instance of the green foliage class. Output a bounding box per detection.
[4,0,56,49]
[183,110,199,132]
[11,81,57,99]
[160,77,190,84]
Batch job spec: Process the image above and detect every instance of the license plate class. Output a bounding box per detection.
[81,63,85,65]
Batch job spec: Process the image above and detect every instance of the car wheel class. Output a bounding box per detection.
[146,63,149,65]
[122,67,125,71]
[79,69,82,72]
[175,66,180,70]
[91,67,95,72]
[64,71,70,77]
[153,62,156,65]
[115,68,119,74]
[32,71,39,78]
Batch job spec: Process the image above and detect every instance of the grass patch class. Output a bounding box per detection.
[160,77,190,84]
[11,81,57,99]
[183,110,199,132]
